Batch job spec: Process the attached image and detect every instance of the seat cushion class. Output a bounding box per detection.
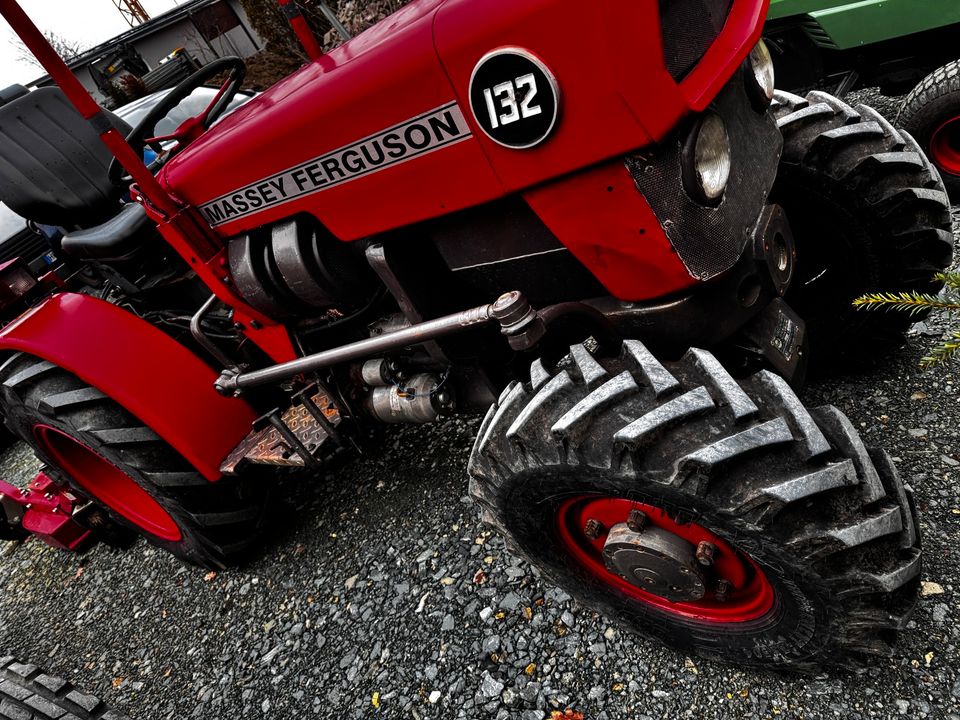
[61,202,153,261]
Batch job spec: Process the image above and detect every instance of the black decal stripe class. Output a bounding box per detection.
[204,133,471,227]
[200,102,473,227]
[202,101,466,209]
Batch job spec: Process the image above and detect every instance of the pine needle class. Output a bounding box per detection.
[920,331,960,368]
[852,291,960,316]
[853,273,960,368]
[933,271,960,292]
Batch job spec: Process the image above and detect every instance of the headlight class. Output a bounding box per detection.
[746,39,775,108]
[683,112,731,204]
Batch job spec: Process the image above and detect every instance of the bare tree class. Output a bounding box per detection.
[11,31,86,69]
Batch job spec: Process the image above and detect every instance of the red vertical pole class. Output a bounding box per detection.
[277,0,324,61]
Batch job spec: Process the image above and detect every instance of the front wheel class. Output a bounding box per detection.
[771,90,954,371]
[469,341,920,670]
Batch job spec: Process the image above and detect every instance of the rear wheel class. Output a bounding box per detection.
[771,90,953,370]
[0,353,267,568]
[469,341,920,670]
[897,59,960,202]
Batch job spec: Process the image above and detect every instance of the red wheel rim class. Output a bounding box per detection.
[557,497,774,622]
[34,425,181,542]
[929,116,960,177]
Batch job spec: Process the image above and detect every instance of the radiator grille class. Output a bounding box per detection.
[660,0,733,81]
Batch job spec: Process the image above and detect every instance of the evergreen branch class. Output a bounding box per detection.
[934,271,960,292]
[852,291,960,316]
[920,331,960,368]
[855,273,960,370]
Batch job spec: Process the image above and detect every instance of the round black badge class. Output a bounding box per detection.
[469,48,560,149]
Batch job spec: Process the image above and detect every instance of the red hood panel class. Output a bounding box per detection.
[160,0,766,240]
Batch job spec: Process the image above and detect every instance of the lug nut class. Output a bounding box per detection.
[696,541,715,566]
[715,579,731,602]
[626,509,647,533]
[583,518,604,540]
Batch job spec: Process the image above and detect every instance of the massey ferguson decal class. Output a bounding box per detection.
[199,102,472,227]
[469,48,560,149]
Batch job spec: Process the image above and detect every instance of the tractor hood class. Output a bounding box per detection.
[159,0,768,241]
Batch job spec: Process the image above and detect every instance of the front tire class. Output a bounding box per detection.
[0,353,267,568]
[469,341,920,671]
[771,90,954,370]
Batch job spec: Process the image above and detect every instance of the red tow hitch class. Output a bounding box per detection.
[0,471,92,551]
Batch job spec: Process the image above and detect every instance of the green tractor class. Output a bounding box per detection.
[766,0,960,199]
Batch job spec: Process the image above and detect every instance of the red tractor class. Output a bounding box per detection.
[0,0,951,671]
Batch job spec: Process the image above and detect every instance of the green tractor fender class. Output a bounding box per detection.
[767,0,960,50]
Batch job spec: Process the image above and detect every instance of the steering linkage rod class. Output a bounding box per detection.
[215,290,542,396]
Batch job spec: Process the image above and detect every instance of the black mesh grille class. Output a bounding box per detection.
[660,0,733,80]
[625,68,782,281]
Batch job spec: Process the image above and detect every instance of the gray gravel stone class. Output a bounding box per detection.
[499,592,521,610]
[479,672,504,699]
[481,635,500,654]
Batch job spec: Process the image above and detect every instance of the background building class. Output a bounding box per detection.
[29,0,263,104]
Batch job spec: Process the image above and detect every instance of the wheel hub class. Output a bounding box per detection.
[557,497,775,622]
[603,523,706,601]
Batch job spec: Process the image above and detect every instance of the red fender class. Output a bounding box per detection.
[0,294,256,481]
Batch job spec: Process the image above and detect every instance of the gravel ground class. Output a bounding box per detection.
[1,91,960,720]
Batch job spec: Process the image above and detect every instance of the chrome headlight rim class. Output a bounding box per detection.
[682,111,732,206]
[745,39,776,109]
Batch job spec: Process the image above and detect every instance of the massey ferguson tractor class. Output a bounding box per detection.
[0,0,951,671]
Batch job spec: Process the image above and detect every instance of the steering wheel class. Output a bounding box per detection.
[109,56,247,185]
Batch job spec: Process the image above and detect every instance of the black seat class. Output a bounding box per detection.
[0,86,131,230]
[61,202,152,261]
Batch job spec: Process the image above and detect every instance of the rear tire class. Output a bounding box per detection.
[469,341,920,671]
[0,655,131,720]
[771,89,954,370]
[0,353,267,568]
[897,59,960,202]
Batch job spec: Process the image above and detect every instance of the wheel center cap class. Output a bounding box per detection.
[602,523,706,602]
